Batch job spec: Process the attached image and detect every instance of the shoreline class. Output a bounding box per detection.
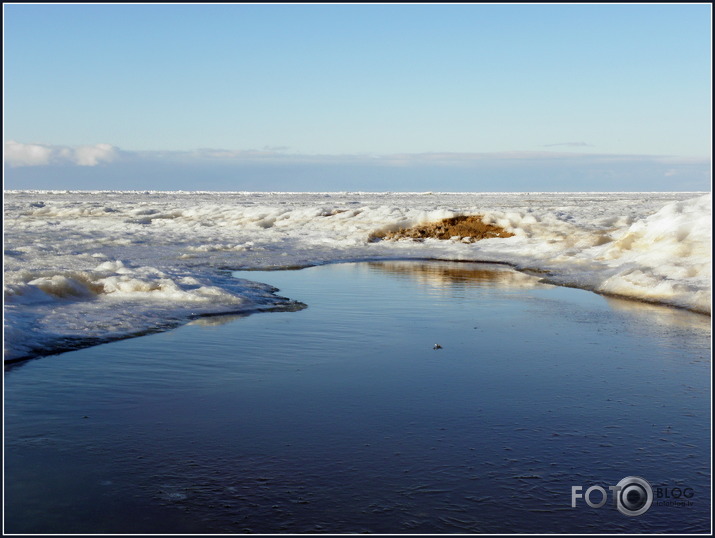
[234,256,713,316]
[4,257,710,367]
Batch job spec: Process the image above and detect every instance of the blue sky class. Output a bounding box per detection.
[3,3,712,191]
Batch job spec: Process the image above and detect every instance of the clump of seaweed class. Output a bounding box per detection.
[369,215,514,243]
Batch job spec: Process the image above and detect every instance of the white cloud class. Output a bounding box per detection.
[5,142,710,191]
[4,141,118,167]
[4,140,54,166]
[5,141,709,177]
[73,143,118,166]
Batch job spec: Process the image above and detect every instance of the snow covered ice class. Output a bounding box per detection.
[3,191,711,361]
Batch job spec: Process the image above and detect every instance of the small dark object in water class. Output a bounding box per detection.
[433,344,443,350]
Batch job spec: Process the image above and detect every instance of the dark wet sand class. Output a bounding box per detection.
[4,261,711,534]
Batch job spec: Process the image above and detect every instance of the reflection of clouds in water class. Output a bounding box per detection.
[604,295,711,334]
[367,261,552,291]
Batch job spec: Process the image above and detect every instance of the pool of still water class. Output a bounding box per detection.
[4,261,711,534]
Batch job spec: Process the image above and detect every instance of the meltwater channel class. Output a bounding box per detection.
[4,261,711,534]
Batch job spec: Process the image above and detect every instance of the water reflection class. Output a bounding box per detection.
[366,260,551,290]
[187,313,251,327]
[604,295,711,332]
[368,260,711,337]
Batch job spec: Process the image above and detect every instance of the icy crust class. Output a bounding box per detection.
[3,191,710,361]
[3,259,301,362]
[5,260,245,305]
[474,194,711,313]
[594,195,711,309]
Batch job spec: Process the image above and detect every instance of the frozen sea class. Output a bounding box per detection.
[3,191,711,361]
[3,191,712,533]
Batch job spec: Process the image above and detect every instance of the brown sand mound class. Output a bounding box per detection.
[370,215,515,243]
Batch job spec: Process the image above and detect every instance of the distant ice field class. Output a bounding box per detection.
[3,191,711,361]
